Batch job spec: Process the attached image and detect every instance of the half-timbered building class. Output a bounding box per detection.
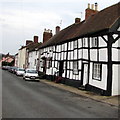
[38,3,120,96]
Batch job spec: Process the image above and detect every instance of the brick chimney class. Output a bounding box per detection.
[56,26,60,34]
[43,29,53,43]
[75,18,81,24]
[85,3,98,20]
[26,40,32,45]
[34,36,38,43]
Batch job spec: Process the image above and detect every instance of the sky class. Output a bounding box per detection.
[0,0,120,55]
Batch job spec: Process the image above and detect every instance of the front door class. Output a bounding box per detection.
[59,61,64,77]
[83,63,88,86]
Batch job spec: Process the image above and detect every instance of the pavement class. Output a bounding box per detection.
[40,79,120,107]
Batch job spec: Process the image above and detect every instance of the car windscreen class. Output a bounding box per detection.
[19,69,24,71]
[26,70,37,73]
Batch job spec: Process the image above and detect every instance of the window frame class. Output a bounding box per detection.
[92,62,102,81]
[73,61,79,75]
[82,38,86,47]
[92,37,98,47]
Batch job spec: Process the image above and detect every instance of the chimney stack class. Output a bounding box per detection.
[85,3,98,20]
[95,3,98,11]
[75,18,81,24]
[91,4,94,10]
[34,36,38,43]
[56,26,60,34]
[88,3,90,9]
[43,29,53,43]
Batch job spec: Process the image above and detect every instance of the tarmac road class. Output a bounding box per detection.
[2,70,119,118]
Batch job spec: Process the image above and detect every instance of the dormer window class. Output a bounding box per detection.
[92,37,98,47]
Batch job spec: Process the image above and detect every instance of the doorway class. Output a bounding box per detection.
[59,61,64,77]
[43,59,46,74]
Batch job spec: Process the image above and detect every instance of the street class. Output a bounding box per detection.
[2,69,119,118]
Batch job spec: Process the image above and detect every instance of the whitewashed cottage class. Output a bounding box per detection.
[38,3,120,96]
[28,36,42,70]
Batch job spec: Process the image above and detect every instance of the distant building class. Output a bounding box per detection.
[28,42,42,70]
[14,53,18,67]
[0,53,15,66]
[18,36,40,69]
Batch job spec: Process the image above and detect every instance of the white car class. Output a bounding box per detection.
[23,69,39,81]
[16,68,25,76]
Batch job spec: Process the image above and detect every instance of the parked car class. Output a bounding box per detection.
[8,66,17,73]
[16,68,25,76]
[11,67,18,74]
[23,69,39,81]
[2,66,9,70]
[8,66,13,72]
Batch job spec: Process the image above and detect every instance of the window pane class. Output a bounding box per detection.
[93,63,101,80]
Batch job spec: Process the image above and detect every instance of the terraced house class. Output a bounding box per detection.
[38,3,120,96]
[18,36,39,69]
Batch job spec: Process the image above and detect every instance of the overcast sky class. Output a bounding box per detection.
[0,0,120,55]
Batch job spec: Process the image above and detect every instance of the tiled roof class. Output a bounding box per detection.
[19,42,36,50]
[28,42,42,52]
[39,2,120,49]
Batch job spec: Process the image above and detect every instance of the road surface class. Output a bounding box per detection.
[2,70,118,118]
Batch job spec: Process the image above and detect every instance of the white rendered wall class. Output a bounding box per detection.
[98,36,107,47]
[112,34,120,95]
[89,63,107,90]
[18,48,26,68]
[28,51,39,70]
[112,64,120,96]
[112,38,120,61]
[83,49,88,60]
[90,49,97,61]
[99,48,107,61]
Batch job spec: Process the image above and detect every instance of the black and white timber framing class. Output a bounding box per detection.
[38,3,120,96]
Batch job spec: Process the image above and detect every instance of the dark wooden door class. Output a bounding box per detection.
[59,61,64,77]
[43,59,46,74]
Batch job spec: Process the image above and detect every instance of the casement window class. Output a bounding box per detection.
[93,63,102,80]
[74,40,78,49]
[73,61,78,75]
[92,37,98,47]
